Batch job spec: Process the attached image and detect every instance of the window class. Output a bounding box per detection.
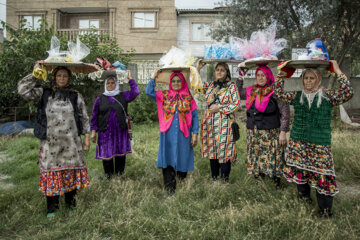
[129,8,160,30]
[133,12,155,28]
[22,15,42,30]
[191,22,212,42]
[79,20,100,29]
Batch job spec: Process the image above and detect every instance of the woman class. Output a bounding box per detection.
[274,60,353,217]
[145,69,199,194]
[236,66,290,186]
[18,64,90,219]
[197,61,241,181]
[90,72,139,179]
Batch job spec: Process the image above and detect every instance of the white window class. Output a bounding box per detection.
[191,22,212,41]
[79,20,100,29]
[22,15,42,30]
[133,12,155,28]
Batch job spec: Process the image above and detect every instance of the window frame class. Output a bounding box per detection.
[16,10,47,30]
[189,20,214,43]
[129,8,160,32]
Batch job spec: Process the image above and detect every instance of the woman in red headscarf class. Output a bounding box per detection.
[237,66,290,187]
[145,68,199,194]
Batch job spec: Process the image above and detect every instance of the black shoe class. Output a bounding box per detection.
[318,208,333,218]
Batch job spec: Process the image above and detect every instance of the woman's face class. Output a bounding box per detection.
[106,78,117,91]
[303,71,318,92]
[215,65,227,81]
[55,69,70,88]
[171,76,182,91]
[256,70,267,87]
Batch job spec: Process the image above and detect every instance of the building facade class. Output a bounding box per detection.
[6,0,177,60]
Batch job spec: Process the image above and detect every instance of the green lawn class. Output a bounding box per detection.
[0,122,359,240]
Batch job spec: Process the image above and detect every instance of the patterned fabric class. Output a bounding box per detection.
[246,85,274,112]
[18,74,90,171]
[201,81,240,163]
[285,139,335,175]
[236,79,290,132]
[246,127,284,177]
[156,73,197,138]
[39,168,89,197]
[274,73,353,196]
[283,165,338,196]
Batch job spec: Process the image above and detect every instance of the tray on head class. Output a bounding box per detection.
[240,59,281,70]
[202,59,243,64]
[39,61,99,74]
[155,67,191,87]
[286,60,331,69]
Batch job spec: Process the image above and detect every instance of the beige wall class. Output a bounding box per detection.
[6,0,177,59]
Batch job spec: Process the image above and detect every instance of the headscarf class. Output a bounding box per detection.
[213,62,231,88]
[155,72,197,138]
[246,66,275,112]
[51,66,77,101]
[300,68,324,108]
[103,75,120,96]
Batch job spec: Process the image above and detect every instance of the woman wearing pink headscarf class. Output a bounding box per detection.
[237,66,290,187]
[274,60,353,217]
[145,69,199,194]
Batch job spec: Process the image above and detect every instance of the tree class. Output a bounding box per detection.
[0,20,134,117]
[212,0,360,84]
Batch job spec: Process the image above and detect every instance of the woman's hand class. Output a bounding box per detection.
[209,104,221,113]
[329,60,343,76]
[127,70,132,80]
[279,131,287,146]
[84,134,90,152]
[196,59,206,72]
[91,130,97,143]
[191,133,198,147]
[152,68,161,79]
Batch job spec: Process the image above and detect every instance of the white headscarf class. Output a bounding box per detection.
[103,76,120,96]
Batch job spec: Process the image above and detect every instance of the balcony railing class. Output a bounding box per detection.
[57,28,111,41]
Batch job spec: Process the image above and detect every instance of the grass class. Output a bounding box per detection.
[0,122,359,239]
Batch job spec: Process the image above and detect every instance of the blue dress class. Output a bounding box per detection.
[146,78,199,172]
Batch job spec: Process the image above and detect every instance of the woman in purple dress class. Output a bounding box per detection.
[91,71,140,178]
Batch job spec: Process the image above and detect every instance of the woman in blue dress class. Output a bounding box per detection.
[146,69,199,194]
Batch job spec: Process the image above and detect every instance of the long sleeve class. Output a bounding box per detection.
[17,74,43,104]
[191,109,199,134]
[275,97,290,132]
[273,74,297,105]
[325,74,353,106]
[145,78,157,101]
[90,96,100,131]
[236,78,247,100]
[122,78,140,102]
[219,83,241,115]
[77,93,90,134]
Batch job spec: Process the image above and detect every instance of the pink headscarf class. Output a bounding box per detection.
[155,72,197,138]
[246,66,275,112]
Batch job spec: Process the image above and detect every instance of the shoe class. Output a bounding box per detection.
[47,212,56,220]
[318,209,333,218]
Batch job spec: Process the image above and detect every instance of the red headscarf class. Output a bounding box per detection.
[155,72,197,138]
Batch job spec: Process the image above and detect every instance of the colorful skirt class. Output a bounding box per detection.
[283,139,338,196]
[246,127,284,178]
[39,168,90,197]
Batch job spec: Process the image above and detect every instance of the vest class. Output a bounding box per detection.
[246,96,280,130]
[34,88,82,140]
[98,94,128,132]
[290,91,332,145]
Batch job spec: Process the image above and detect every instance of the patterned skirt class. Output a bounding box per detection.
[39,168,90,197]
[246,127,284,178]
[283,139,338,196]
[201,112,237,163]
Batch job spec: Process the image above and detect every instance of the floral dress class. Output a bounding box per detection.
[201,81,241,163]
[237,80,290,178]
[274,73,353,195]
[18,74,90,196]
